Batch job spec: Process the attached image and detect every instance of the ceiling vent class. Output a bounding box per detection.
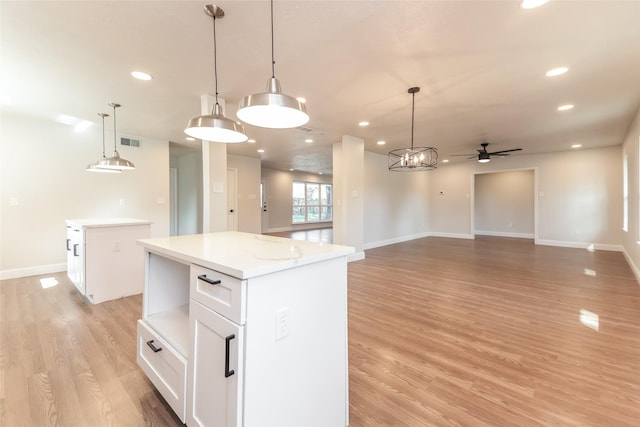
[121,137,140,148]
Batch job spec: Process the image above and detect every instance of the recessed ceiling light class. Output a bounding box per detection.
[558,104,574,111]
[185,137,195,141]
[546,67,568,77]
[305,139,313,143]
[289,168,294,171]
[571,144,582,148]
[318,172,323,175]
[296,97,306,104]
[376,140,386,145]
[131,71,153,81]
[257,149,265,153]
[442,159,449,163]
[521,0,549,9]
[358,121,370,127]
[247,139,256,143]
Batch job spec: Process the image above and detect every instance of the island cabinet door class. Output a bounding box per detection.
[66,225,85,294]
[188,299,244,427]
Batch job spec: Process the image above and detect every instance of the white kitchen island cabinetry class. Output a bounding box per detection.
[65,218,151,304]
[136,232,354,427]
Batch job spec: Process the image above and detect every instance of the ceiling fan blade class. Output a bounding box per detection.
[488,148,522,155]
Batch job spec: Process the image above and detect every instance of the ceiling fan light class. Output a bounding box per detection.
[237,77,309,129]
[478,152,491,163]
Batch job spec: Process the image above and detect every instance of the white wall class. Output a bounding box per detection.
[475,170,534,237]
[0,111,170,278]
[170,151,202,236]
[228,154,261,234]
[621,106,640,280]
[429,146,623,248]
[362,151,430,248]
[261,168,333,233]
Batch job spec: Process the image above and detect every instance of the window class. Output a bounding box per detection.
[292,181,332,223]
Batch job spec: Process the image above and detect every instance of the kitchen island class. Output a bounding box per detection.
[136,231,354,427]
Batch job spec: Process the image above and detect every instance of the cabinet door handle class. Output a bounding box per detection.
[66,238,71,251]
[197,274,221,286]
[146,340,162,353]
[225,334,235,378]
[73,243,80,257]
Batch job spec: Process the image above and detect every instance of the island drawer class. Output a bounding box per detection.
[190,264,247,325]
[137,320,187,423]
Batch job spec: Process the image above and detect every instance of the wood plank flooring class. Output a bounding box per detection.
[2,235,640,426]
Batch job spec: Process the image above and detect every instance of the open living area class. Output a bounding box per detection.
[2,1,640,426]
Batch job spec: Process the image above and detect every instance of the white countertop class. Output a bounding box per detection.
[66,218,153,227]
[137,231,355,279]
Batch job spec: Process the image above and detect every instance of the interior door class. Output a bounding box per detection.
[227,168,238,231]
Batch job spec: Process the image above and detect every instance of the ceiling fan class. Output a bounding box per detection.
[452,142,522,163]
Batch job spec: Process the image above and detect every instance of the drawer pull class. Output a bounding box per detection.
[146,340,162,353]
[73,243,80,257]
[66,238,71,251]
[225,334,235,378]
[197,274,221,286]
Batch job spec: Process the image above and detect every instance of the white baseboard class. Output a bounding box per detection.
[1,263,67,281]
[428,232,475,240]
[535,239,623,252]
[347,251,366,262]
[363,232,430,250]
[475,231,535,239]
[622,248,640,284]
[266,224,332,233]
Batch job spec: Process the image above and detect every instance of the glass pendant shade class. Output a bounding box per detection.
[101,102,135,171]
[185,103,247,143]
[86,112,121,173]
[388,87,438,171]
[237,77,309,129]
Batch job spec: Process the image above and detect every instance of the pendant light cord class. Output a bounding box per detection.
[212,14,220,106]
[270,0,275,78]
[410,91,415,150]
[101,114,106,156]
[112,104,117,152]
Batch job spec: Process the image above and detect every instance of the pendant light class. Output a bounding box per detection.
[185,5,248,143]
[100,102,135,170]
[388,87,438,171]
[236,0,309,129]
[86,112,121,173]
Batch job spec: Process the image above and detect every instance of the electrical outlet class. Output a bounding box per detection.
[276,308,290,340]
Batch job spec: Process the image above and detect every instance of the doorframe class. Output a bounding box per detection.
[469,167,538,242]
[261,178,268,233]
[227,168,238,231]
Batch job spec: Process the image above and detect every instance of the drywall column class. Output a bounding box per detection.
[200,94,228,232]
[333,135,365,261]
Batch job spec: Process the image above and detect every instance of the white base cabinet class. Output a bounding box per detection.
[136,232,354,427]
[65,218,151,304]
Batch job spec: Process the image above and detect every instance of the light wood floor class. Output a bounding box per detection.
[2,236,640,426]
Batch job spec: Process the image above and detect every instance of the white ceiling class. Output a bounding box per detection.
[3,1,640,174]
